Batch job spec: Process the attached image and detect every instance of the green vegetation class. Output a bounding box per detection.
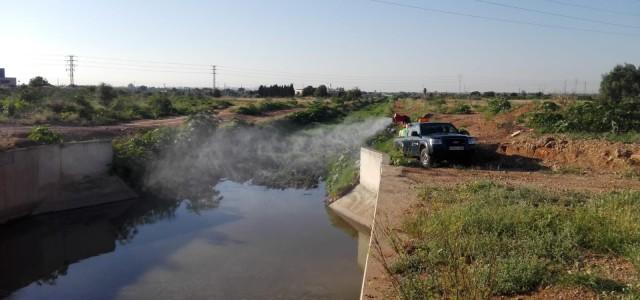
[235,100,296,116]
[0,82,235,125]
[287,102,342,124]
[326,155,359,200]
[522,64,640,141]
[386,181,640,298]
[27,126,63,144]
[367,128,414,166]
[486,98,512,115]
[112,127,178,185]
[257,84,295,97]
[450,102,473,114]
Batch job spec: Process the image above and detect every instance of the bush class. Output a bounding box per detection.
[27,126,63,144]
[450,102,472,114]
[235,101,292,116]
[287,102,341,124]
[487,98,512,114]
[112,127,177,184]
[97,83,117,106]
[525,100,640,134]
[326,155,359,200]
[147,96,174,118]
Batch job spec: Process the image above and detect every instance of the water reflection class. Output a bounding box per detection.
[0,191,224,298]
[1,181,362,300]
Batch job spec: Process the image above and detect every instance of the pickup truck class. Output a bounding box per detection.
[394,122,477,167]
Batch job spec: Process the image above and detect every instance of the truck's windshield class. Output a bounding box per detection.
[420,123,458,135]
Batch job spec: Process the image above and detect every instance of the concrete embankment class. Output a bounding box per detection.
[328,147,388,297]
[0,140,136,223]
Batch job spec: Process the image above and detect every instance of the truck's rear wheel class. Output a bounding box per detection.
[420,148,433,168]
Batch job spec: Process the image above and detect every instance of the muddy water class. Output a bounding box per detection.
[0,181,363,300]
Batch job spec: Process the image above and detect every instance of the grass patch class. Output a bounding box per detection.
[387,181,640,298]
[27,125,63,144]
[394,98,476,121]
[235,100,296,116]
[559,273,629,294]
[552,165,586,175]
[326,155,359,201]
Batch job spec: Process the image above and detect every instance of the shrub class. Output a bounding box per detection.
[450,102,472,114]
[74,96,95,120]
[27,126,63,144]
[235,101,292,116]
[287,102,341,124]
[97,83,117,106]
[487,98,512,114]
[326,155,359,200]
[147,96,174,118]
[112,127,177,184]
[7,102,16,116]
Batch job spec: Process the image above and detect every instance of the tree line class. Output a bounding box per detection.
[257,84,295,97]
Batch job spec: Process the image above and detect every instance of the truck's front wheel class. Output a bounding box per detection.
[420,148,433,168]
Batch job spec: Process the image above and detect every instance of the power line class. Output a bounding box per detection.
[542,0,640,17]
[212,65,217,90]
[80,59,210,71]
[65,55,76,86]
[79,55,209,68]
[476,0,640,29]
[367,0,637,36]
[78,64,210,74]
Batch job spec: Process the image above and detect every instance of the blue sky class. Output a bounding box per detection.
[1,0,639,92]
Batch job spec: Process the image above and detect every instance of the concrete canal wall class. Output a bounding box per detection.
[327,147,388,300]
[0,140,136,223]
[329,147,387,231]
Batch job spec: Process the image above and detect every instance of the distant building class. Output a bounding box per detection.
[0,68,17,88]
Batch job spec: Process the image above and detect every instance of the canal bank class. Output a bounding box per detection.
[0,140,136,224]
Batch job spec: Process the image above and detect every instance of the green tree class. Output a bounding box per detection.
[302,86,315,97]
[483,91,496,98]
[213,88,222,98]
[28,76,50,87]
[346,88,362,100]
[600,63,640,104]
[97,83,118,106]
[314,85,328,97]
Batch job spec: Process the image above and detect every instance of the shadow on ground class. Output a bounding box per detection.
[436,143,549,172]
